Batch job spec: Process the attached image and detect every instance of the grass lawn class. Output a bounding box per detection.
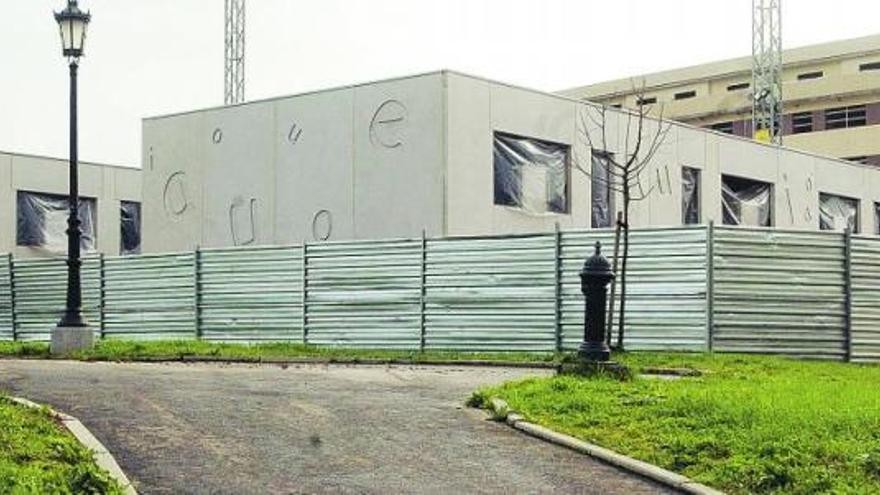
[0,340,561,365]
[0,397,123,494]
[471,353,880,495]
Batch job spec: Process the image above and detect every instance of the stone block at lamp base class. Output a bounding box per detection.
[557,360,632,381]
[51,327,94,355]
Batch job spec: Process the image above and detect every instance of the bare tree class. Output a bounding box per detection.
[573,87,672,350]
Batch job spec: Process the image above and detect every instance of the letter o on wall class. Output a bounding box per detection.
[312,209,332,241]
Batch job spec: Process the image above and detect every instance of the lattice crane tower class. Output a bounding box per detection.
[752,0,782,145]
[224,0,246,105]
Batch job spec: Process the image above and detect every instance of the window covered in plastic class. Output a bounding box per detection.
[876,203,880,235]
[16,191,97,252]
[819,193,859,233]
[591,151,615,228]
[493,132,569,214]
[721,175,772,227]
[121,201,142,255]
[681,167,701,225]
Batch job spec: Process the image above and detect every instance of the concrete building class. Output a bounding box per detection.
[142,70,880,253]
[1,151,142,258]
[560,34,880,165]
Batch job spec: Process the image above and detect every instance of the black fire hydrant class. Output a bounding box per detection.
[579,241,614,361]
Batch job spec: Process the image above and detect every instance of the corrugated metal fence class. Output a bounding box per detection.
[2,225,879,361]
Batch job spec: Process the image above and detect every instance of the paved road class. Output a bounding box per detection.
[0,360,675,495]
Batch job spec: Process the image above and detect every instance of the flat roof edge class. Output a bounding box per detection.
[143,70,449,122]
[0,149,139,171]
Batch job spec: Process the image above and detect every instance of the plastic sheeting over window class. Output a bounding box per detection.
[682,167,700,225]
[16,191,97,252]
[591,151,615,228]
[722,175,772,227]
[493,132,568,214]
[875,203,880,235]
[819,193,859,233]
[121,201,142,255]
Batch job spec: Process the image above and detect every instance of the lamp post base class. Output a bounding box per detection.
[577,341,612,362]
[51,326,94,355]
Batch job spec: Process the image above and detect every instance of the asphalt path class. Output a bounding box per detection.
[0,360,675,495]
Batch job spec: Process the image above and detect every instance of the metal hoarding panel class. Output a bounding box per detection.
[712,228,846,359]
[0,255,11,341]
[561,227,709,351]
[11,256,102,341]
[851,236,880,362]
[424,234,557,351]
[306,239,422,349]
[199,246,302,342]
[102,252,195,340]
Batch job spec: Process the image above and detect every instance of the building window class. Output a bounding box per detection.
[681,167,701,225]
[875,203,880,235]
[591,151,616,228]
[819,193,859,233]
[16,191,97,252]
[825,105,867,129]
[493,132,569,214]
[727,82,750,92]
[674,90,697,101]
[710,122,734,134]
[721,175,772,227]
[637,96,657,106]
[860,62,880,72]
[791,112,813,134]
[797,71,824,81]
[121,201,142,255]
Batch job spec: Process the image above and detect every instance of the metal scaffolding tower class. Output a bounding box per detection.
[224,0,246,105]
[751,0,782,145]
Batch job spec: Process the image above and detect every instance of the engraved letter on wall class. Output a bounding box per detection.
[369,100,408,149]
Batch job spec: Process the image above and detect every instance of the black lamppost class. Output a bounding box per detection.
[52,1,92,353]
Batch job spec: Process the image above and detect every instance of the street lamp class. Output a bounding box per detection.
[51,1,93,354]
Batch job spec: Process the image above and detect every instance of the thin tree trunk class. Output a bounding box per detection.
[606,211,623,347]
[617,196,630,350]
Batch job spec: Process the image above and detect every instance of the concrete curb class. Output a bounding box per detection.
[9,397,138,495]
[483,398,725,495]
[1,355,560,370]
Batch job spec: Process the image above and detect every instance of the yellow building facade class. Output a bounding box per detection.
[559,35,880,166]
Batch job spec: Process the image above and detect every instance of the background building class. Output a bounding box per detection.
[0,151,142,258]
[142,70,880,253]
[559,34,880,166]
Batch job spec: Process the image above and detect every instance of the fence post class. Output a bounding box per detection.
[844,228,853,362]
[7,253,16,342]
[419,230,428,351]
[194,247,202,340]
[554,224,563,352]
[706,222,715,352]
[302,241,309,345]
[98,253,105,340]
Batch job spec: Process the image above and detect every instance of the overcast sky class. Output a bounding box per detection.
[2,0,879,167]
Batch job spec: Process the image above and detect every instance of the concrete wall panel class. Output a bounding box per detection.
[352,74,445,239]
[273,89,355,244]
[142,112,206,252]
[202,103,276,248]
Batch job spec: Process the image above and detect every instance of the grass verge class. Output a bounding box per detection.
[472,352,880,495]
[0,397,124,494]
[0,340,561,365]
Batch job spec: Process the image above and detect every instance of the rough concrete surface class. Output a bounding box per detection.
[0,360,676,495]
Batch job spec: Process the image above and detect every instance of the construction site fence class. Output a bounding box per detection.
[1,224,877,362]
